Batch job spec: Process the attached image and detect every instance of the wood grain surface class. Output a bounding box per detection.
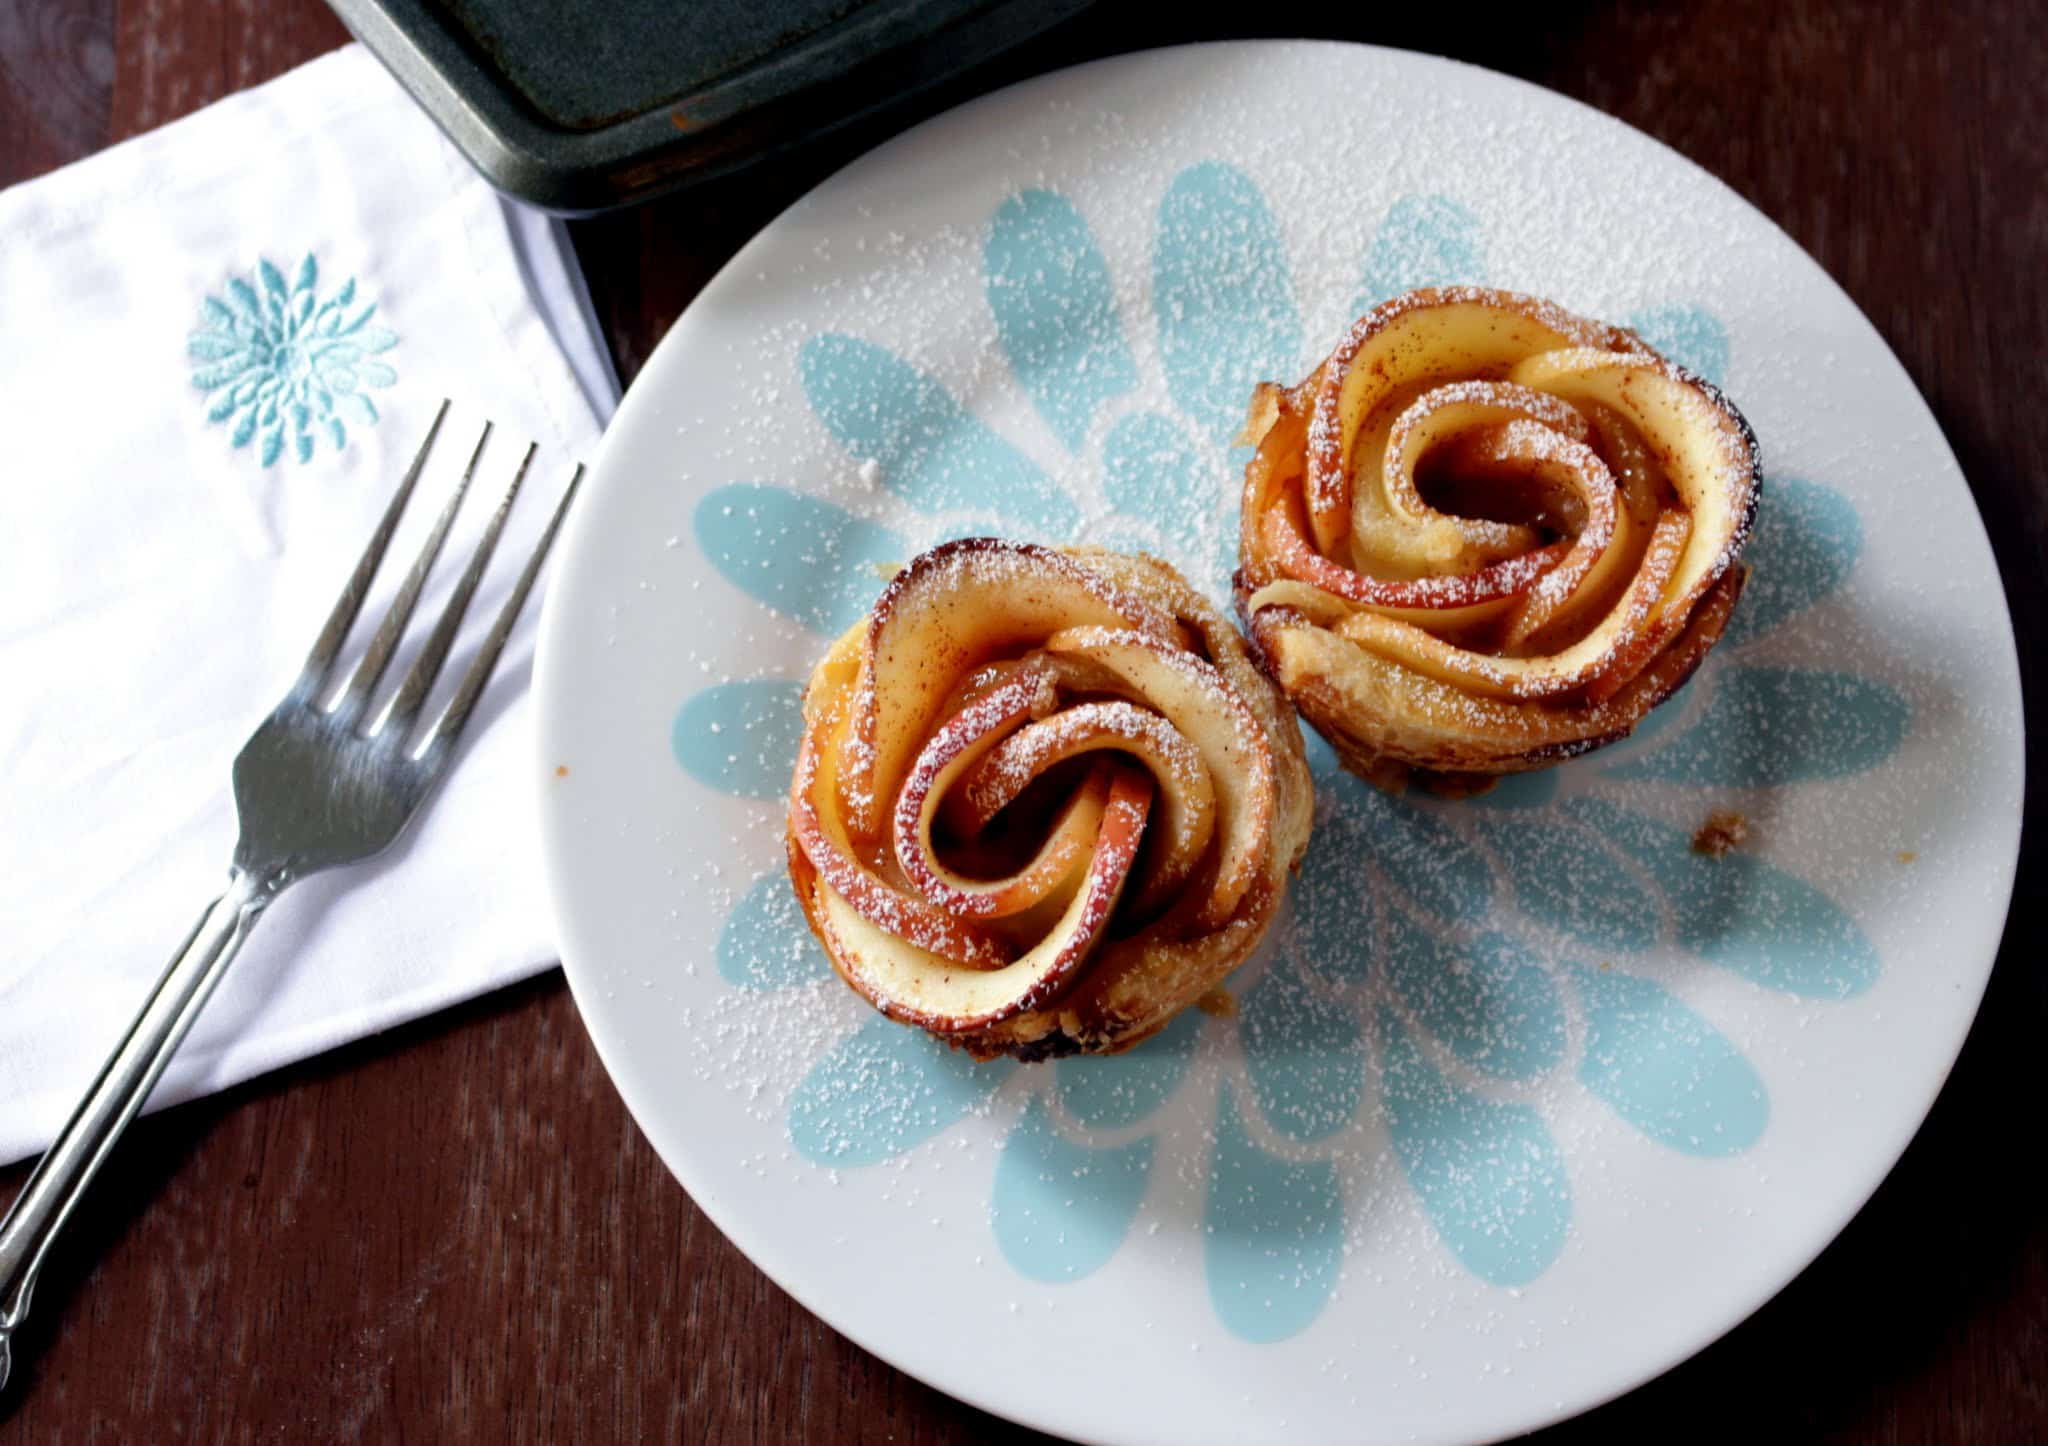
[2,0,2042,1441]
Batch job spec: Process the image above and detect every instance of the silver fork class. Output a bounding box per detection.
[0,402,581,1393]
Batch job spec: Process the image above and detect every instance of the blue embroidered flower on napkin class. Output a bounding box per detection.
[188,253,399,466]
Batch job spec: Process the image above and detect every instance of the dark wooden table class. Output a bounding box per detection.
[3,1,2041,1440]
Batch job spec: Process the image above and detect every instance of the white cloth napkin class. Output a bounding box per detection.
[0,45,618,1166]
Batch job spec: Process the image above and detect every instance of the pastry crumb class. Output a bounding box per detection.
[1691,809,1749,857]
[1197,988,1238,1019]
[1896,849,1918,864]
[872,561,902,582]
[554,764,570,778]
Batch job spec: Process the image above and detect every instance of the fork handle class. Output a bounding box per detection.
[0,867,283,1392]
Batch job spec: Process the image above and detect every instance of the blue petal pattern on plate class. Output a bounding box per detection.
[1056,1009,1203,1131]
[1723,476,1862,644]
[1103,412,1215,566]
[1627,305,1730,386]
[986,189,1138,451]
[992,1096,1155,1282]
[1469,768,1561,811]
[1384,914,1566,1081]
[1356,195,1485,312]
[671,680,805,799]
[697,483,908,635]
[1572,964,1767,1155]
[1571,797,1879,998]
[1605,665,1909,786]
[1240,951,1367,1143]
[1204,1085,1345,1342]
[1378,1009,1571,1286]
[1323,762,1492,925]
[1483,808,1661,952]
[1154,162,1302,443]
[790,1018,1015,1167]
[799,334,1077,533]
[718,873,831,990]
[664,171,1907,1340]
[1291,789,1383,986]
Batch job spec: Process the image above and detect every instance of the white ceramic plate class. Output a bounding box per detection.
[535,42,2022,1445]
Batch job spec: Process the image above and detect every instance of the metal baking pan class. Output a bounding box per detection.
[326,0,1096,214]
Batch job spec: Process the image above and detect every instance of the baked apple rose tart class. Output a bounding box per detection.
[1235,287,1761,792]
[787,540,1313,1060]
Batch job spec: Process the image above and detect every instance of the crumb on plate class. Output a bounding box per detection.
[1692,808,1749,857]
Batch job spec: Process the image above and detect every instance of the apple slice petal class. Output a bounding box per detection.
[1244,559,1743,773]
[1350,380,1584,574]
[953,700,1217,918]
[1427,418,1621,652]
[1506,348,1757,606]
[790,699,1012,970]
[1041,627,1274,927]
[1304,287,1645,554]
[889,668,1043,917]
[818,767,1154,1033]
[898,743,1111,920]
[837,538,1179,835]
[1262,490,1570,611]
[1331,502,1687,702]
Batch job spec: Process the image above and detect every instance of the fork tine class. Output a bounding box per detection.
[372,442,537,738]
[415,463,584,765]
[332,420,492,720]
[299,399,449,695]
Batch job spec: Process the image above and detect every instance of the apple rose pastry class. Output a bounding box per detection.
[1235,287,1759,792]
[787,539,1313,1060]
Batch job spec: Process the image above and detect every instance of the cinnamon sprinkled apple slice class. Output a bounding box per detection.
[837,538,1177,836]
[817,767,1153,1034]
[1040,626,1274,928]
[790,697,1011,970]
[950,701,1216,919]
[1305,287,1643,555]
[888,668,1114,919]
